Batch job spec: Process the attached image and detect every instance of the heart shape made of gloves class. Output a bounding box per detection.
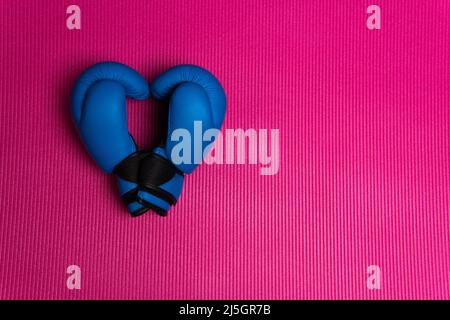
[71,62,227,217]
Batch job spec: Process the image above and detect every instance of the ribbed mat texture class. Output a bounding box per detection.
[0,1,449,299]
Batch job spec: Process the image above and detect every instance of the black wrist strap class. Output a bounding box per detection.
[113,150,149,183]
[137,198,169,217]
[113,150,149,206]
[139,152,184,206]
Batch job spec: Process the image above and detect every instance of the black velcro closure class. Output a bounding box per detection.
[120,188,138,205]
[140,152,183,187]
[139,152,183,205]
[113,150,149,183]
[140,184,177,206]
[137,198,169,217]
[121,188,151,217]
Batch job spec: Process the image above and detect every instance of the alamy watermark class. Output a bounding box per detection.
[169,121,280,175]
[66,265,81,290]
[366,265,381,290]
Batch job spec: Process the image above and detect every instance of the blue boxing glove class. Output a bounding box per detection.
[136,65,227,216]
[72,62,150,216]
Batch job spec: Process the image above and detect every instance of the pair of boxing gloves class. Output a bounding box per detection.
[71,62,226,217]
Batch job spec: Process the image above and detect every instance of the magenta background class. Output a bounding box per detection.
[0,0,449,299]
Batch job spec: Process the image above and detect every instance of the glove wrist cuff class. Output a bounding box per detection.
[137,152,184,215]
[113,150,149,209]
[113,150,149,182]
